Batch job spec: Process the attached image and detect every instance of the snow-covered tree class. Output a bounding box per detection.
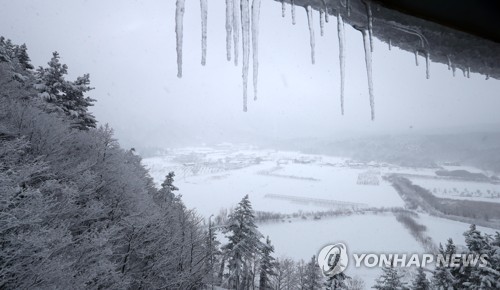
[373,260,407,290]
[432,243,455,290]
[303,255,323,290]
[325,272,350,290]
[222,194,264,289]
[410,267,430,290]
[35,51,96,129]
[460,225,498,289]
[14,43,33,70]
[259,236,276,289]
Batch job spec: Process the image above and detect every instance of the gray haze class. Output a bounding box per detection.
[1,0,500,148]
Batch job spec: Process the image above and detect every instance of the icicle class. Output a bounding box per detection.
[425,51,430,79]
[175,0,185,78]
[452,66,456,77]
[320,10,325,36]
[322,0,329,23]
[306,6,315,64]
[467,67,470,78]
[364,0,374,52]
[252,0,261,100]
[388,39,392,50]
[347,0,351,16]
[291,0,296,25]
[355,26,375,120]
[233,0,241,66]
[446,55,451,70]
[486,74,490,80]
[414,50,419,66]
[462,68,466,77]
[281,0,285,17]
[241,0,250,111]
[200,0,208,66]
[337,13,346,115]
[225,0,233,61]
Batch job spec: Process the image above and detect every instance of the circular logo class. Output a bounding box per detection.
[317,243,349,277]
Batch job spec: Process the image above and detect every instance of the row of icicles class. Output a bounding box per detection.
[174,0,474,120]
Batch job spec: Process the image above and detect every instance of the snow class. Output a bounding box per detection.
[200,0,208,66]
[175,0,185,78]
[418,214,498,246]
[337,13,346,115]
[259,214,424,287]
[251,0,261,101]
[306,5,315,65]
[408,177,500,204]
[143,146,404,217]
[143,145,500,287]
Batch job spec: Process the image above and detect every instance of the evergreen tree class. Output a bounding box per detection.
[372,260,407,290]
[36,51,96,129]
[222,195,264,289]
[461,225,496,289]
[259,236,276,289]
[14,43,34,70]
[432,243,455,290]
[324,272,349,290]
[410,267,430,290]
[303,255,323,290]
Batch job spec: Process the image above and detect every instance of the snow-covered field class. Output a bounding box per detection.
[258,213,424,286]
[143,145,499,288]
[408,177,500,203]
[144,145,405,217]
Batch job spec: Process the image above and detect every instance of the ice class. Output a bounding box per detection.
[447,55,451,70]
[306,6,315,65]
[355,26,375,120]
[252,0,261,100]
[337,13,346,115]
[241,0,250,112]
[200,0,208,66]
[425,51,430,79]
[225,0,233,61]
[175,0,185,78]
[364,0,374,52]
[414,50,419,66]
[388,39,392,50]
[467,67,471,78]
[281,0,285,18]
[322,0,329,23]
[233,0,241,66]
[452,66,456,77]
[291,0,296,25]
[320,10,325,37]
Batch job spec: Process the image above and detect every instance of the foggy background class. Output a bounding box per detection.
[1,0,500,149]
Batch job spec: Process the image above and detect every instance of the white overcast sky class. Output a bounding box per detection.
[1,0,499,147]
